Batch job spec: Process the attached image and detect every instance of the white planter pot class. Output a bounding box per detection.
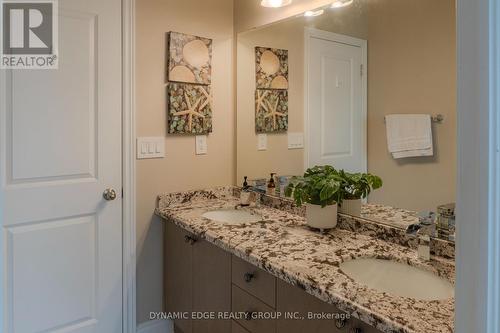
[339,199,362,216]
[305,203,338,230]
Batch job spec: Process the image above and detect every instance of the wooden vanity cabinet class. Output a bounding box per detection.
[276,279,345,333]
[232,320,251,333]
[165,221,232,333]
[276,280,381,333]
[192,238,232,332]
[232,255,276,307]
[165,220,383,333]
[165,221,193,333]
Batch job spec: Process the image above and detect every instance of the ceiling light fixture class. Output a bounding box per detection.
[304,9,324,17]
[331,0,354,9]
[261,0,292,8]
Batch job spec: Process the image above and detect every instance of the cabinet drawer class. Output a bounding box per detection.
[276,279,345,333]
[232,255,276,307]
[349,317,385,333]
[232,285,276,333]
[232,320,250,333]
[276,279,383,333]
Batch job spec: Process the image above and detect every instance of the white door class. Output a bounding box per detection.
[0,0,123,332]
[305,29,367,173]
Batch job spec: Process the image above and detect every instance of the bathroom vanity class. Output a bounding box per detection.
[154,1,458,332]
[156,188,455,333]
[164,220,377,333]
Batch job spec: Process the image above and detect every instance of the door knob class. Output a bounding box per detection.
[103,188,117,201]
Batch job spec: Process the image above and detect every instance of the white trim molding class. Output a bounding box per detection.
[303,28,367,173]
[122,0,136,332]
[456,0,500,332]
[137,320,173,333]
[488,0,500,330]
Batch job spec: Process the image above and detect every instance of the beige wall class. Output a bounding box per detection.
[366,0,456,211]
[236,4,368,182]
[136,0,235,324]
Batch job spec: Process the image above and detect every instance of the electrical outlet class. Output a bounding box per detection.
[195,135,208,155]
[288,132,304,149]
[257,134,267,151]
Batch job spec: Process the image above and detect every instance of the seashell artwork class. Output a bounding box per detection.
[168,83,213,134]
[255,89,288,133]
[168,31,212,85]
[255,47,289,90]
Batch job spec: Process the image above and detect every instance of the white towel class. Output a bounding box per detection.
[385,114,433,159]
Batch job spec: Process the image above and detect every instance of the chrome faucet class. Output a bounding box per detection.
[235,190,261,209]
[406,211,436,261]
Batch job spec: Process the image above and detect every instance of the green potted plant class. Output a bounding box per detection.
[285,166,343,230]
[338,171,383,216]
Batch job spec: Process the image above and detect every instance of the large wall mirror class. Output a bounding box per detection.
[236,0,456,241]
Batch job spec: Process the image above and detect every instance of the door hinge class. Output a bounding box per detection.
[360,64,364,76]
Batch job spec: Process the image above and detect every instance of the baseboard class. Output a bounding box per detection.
[136,319,173,333]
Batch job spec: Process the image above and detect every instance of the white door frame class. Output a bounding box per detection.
[0,0,136,331]
[122,0,136,332]
[303,27,367,172]
[456,0,500,332]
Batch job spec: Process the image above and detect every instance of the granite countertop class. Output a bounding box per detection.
[255,191,455,259]
[155,187,454,333]
[361,204,419,229]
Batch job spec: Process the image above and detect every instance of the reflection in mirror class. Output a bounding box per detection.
[236,0,456,242]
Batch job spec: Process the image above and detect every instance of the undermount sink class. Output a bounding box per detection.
[201,209,263,224]
[339,258,454,301]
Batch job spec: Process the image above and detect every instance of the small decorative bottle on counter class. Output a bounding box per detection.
[267,173,276,196]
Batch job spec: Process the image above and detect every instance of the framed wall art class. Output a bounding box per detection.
[255,47,288,90]
[168,31,212,85]
[168,83,213,134]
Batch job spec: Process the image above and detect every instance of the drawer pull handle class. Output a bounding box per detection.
[335,318,346,329]
[184,235,197,245]
[244,311,254,321]
[244,272,255,282]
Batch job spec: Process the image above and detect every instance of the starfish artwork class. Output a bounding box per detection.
[255,89,288,133]
[255,90,269,114]
[168,83,213,134]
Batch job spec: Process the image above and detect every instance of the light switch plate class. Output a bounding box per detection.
[195,135,208,155]
[257,134,267,151]
[288,132,304,149]
[137,137,165,159]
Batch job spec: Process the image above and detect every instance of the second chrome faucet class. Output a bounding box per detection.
[406,211,436,261]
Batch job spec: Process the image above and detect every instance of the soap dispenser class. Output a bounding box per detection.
[267,173,276,195]
[240,176,251,206]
